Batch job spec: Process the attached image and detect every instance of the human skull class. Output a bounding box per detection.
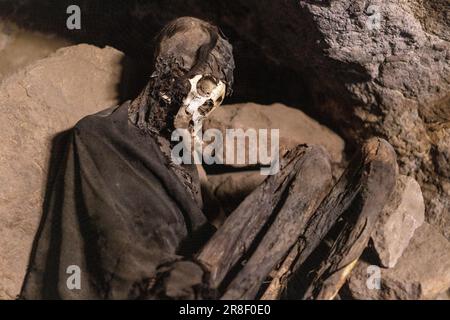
[174,74,226,134]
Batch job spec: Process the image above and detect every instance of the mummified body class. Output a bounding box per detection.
[21,17,397,300]
[22,17,236,299]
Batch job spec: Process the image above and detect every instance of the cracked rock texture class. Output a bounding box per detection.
[0,44,123,299]
[295,0,450,241]
[347,223,450,300]
[371,175,425,268]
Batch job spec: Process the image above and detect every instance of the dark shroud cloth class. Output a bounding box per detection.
[21,102,213,299]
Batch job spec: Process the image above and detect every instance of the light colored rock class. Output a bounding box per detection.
[347,223,450,300]
[203,102,345,214]
[371,175,425,268]
[0,44,123,299]
[205,102,345,168]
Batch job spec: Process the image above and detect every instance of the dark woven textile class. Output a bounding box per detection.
[21,102,211,299]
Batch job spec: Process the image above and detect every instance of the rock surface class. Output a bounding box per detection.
[205,102,345,170]
[347,223,450,300]
[0,44,123,299]
[199,0,450,240]
[371,175,425,268]
[1,0,449,298]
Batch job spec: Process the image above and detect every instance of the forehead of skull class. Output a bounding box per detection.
[156,18,213,71]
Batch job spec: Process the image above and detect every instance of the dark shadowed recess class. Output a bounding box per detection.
[0,0,313,110]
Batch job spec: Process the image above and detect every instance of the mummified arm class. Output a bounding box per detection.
[301,139,397,300]
[261,138,398,300]
[151,138,397,300]
[196,144,333,298]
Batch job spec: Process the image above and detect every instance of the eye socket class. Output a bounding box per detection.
[197,75,218,97]
[198,100,214,116]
